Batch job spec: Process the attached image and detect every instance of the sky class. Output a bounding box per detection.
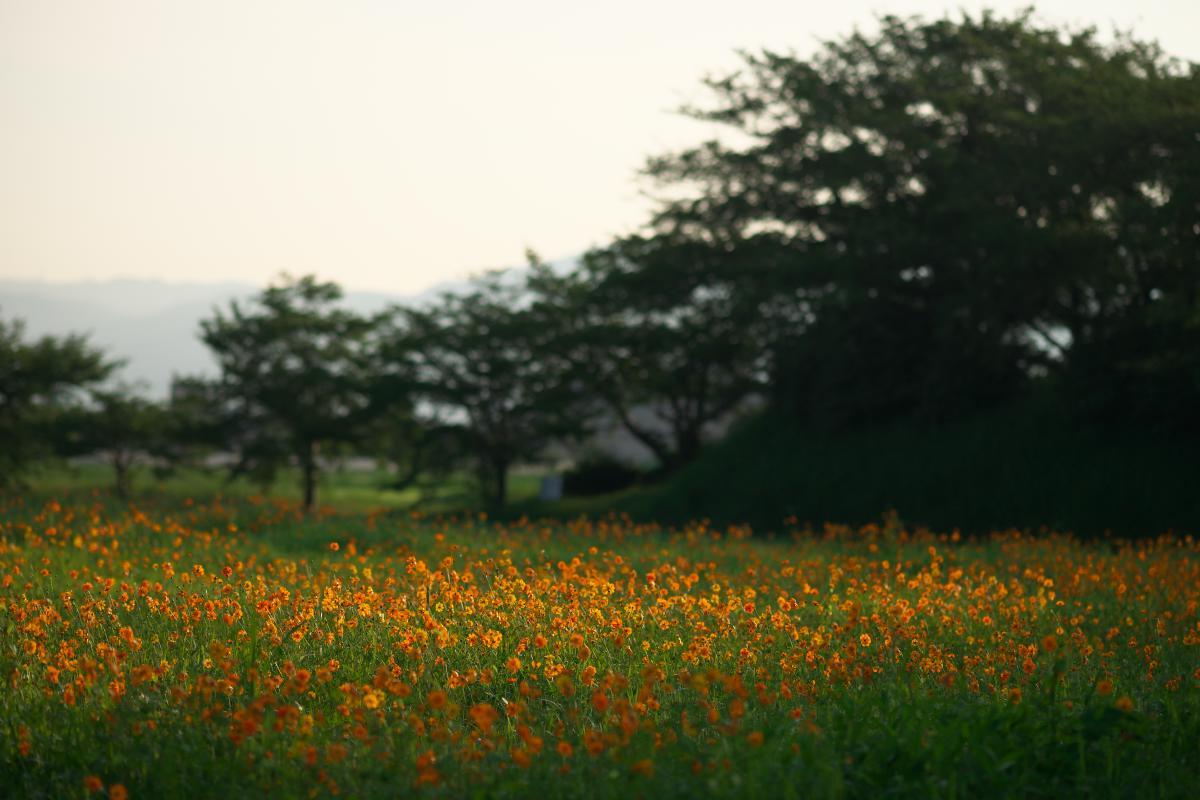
[2,1,1198,295]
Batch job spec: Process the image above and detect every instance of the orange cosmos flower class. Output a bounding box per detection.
[583,730,605,756]
[469,702,499,734]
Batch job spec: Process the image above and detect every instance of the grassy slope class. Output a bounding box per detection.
[510,399,1200,537]
[619,401,1200,537]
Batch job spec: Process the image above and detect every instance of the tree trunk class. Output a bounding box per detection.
[491,458,509,508]
[673,425,703,472]
[301,441,317,512]
[112,454,131,501]
[606,398,676,470]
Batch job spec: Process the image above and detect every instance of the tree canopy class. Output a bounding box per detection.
[643,10,1200,427]
[528,239,768,472]
[199,275,381,510]
[52,385,168,500]
[388,270,584,507]
[0,315,118,483]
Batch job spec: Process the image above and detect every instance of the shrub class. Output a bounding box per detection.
[562,455,641,496]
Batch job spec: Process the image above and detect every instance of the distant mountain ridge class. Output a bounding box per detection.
[0,264,574,397]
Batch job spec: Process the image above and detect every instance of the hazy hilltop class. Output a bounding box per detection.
[0,278,445,396]
[0,261,577,397]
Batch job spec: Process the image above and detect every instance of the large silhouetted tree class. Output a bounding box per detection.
[642,10,1200,428]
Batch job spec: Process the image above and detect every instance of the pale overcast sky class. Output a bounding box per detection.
[2,1,1197,294]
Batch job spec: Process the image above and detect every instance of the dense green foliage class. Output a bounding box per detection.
[643,10,1200,431]
[0,317,117,484]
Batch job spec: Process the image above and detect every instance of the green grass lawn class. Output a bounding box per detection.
[21,461,543,514]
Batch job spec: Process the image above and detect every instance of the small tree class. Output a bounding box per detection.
[199,275,379,511]
[387,271,583,507]
[162,375,231,472]
[0,315,117,485]
[360,404,467,503]
[528,240,768,472]
[55,386,167,500]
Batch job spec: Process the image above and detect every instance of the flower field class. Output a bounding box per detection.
[3,499,1199,798]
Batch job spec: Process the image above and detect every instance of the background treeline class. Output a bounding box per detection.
[3,11,1198,533]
